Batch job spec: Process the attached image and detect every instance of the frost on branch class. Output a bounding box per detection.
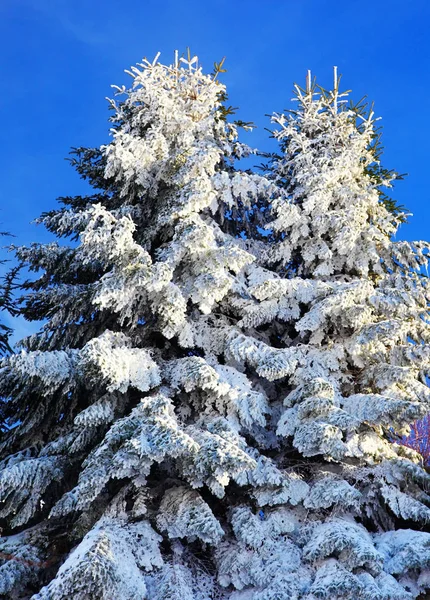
[380,484,430,523]
[216,507,304,594]
[157,486,224,544]
[375,529,430,577]
[0,534,43,598]
[73,392,119,429]
[51,394,199,517]
[181,418,257,497]
[4,330,161,397]
[32,518,163,600]
[301,518,383,570]
[226,332,301,381]
[151,563,195,600]
[0,456,64,528]
[6,348,79,396]
[304,476,362,510]
[166,356,269,428]
[149,548,221,600]
[80,330,161,392]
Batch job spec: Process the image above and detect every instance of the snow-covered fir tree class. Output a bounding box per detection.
[1,54,430,599]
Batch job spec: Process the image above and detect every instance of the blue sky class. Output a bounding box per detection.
[0,0,429,339]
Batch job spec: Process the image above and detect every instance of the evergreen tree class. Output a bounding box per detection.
[0,54,430,600]
[0,233,18,359]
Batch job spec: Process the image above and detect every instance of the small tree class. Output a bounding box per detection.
[0,234,18,358]
[400,415,430,466]
[0,55,430,600]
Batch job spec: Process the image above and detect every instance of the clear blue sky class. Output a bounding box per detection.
[0,0,429,339]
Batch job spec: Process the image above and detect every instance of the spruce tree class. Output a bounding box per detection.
[0,234,18,359]
[0,55,430,600]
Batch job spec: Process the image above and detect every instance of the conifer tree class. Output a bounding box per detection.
[0,234,18,359]
[0,55,430,600]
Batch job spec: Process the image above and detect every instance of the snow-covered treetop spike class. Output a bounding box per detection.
[306,69,312,94]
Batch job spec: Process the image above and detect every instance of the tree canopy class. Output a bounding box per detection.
[0,54,430,600]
